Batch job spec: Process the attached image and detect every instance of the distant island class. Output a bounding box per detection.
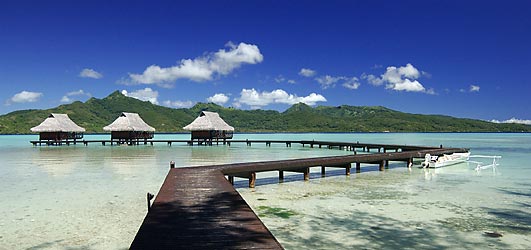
[1,91,530,134]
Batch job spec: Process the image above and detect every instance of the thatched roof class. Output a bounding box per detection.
[103,112,155,132]
[30,113,86,133]
[183,111,234,131]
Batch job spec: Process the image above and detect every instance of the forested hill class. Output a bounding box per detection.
[1,91,530,134]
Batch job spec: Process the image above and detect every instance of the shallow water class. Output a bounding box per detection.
[0,133,530,249]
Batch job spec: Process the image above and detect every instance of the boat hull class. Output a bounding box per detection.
[422,152,470,168]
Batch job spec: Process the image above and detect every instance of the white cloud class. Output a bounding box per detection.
[425,88,437,95]
[341,77,361,90]
[390,78,425,92]
[490,118,531,125]
[6,91,43,105]
[470,85,480,92]
[79,68,103,79]
[363,63,428,93]
[274,75,296,84]
[61,89,92,103]
[274,75,286,83]
[231,101,242,109]
[315,75,340,89]
[361,73,384,86]
[127,42,263,86]
[207,93,230,105]
[162,100,194,108]
[121,88,159,104]
[299,68,316,77]
[460,85,481,93]
[236,88,326,109]
[315,75,360,90]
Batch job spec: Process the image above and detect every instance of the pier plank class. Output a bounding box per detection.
[130,168,283,250]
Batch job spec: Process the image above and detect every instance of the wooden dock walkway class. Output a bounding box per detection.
[130,144,468,249]
[130,167,283,249]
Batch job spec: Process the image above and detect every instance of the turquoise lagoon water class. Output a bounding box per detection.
[0,133,530,249]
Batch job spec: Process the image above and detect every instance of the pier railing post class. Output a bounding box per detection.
[249,172,256,188]
[147,192,154,212]
[303,168,310,181]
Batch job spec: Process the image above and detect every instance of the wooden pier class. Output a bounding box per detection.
[30,138,445,153]
[130,143,468,249]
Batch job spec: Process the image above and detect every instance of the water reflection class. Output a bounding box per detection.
[32,147,88,177]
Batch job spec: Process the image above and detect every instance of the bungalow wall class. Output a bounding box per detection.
[39,132,83,141]
[111,131,154,140]
[191,130,233,140]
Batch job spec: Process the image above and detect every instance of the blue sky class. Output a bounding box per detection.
[1,1,530,124]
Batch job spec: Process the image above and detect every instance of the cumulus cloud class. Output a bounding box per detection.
[425,88,437,95]
[6,91,43,105]
[127,42,263,87]
[236,88,326,109]
[361,73,384,86]
[315,75,340,89]
[490,118,531,125]
[460,84,481,93]
[79,68,103,79]
[61,89,92,103]
[207,93,230,105]
[121,88,159,104]
[341,77,361,90]
[299,68,316,77]
[315,75,360,90]
[162,100,194,108]
[274,75,296,84]
[391,78,425,92]
[470,85,480,92]
[362,63,428,93]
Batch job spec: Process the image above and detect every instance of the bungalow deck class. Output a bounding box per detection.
[130,143,468,249]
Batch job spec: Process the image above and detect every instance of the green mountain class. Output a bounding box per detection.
[1,91,530,134]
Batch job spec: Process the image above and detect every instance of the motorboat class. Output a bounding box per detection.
[421,152,471,168]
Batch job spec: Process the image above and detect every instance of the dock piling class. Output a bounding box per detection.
[249,172,256,188]
[379,160,385,171]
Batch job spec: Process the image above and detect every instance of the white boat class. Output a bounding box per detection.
[421,152,471,168]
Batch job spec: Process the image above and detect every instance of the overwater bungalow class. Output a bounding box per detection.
[103,112,155,143]
[30,113,85,142]
[183,111,234,144]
